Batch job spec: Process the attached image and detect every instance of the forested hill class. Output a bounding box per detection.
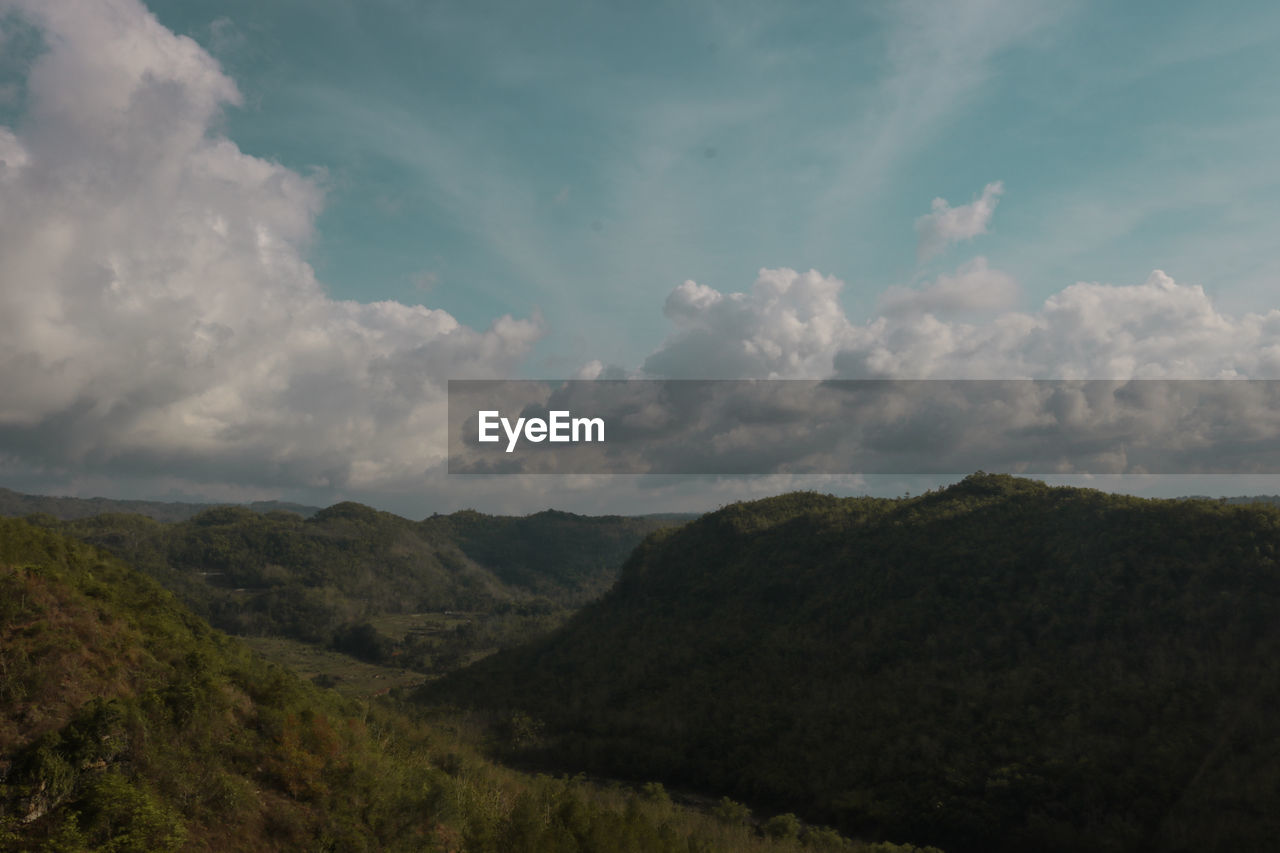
[421,509,691,601]
[427,474,1280,853]
[0,517,925,853]
[0,485,321,523]
[21,503,681,652]
[0,516,448,849]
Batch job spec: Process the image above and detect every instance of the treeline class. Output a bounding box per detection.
[428,474,1280,852]
[0,517,932,852]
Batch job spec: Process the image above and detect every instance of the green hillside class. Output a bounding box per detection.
[0,517,924,852]
[0,516,448,850]
[19,504,677,667]
[427,474,1280,853]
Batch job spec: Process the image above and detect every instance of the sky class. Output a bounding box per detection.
[2,0,1280,516]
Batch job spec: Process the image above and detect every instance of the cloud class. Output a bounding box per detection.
[0,0,540,491]
[573,360,604,380]
[412,270,441,291]
[812,0,1057,246]
[0,127,26,172]
[206,17,247,58]
[619,265,1280,481]
[880,257,1019,316]
[642,265,1280,382]
[3,0,1276,511]
[915,180,1004,260]
[642,268,857,379]
[836,270,1280,380]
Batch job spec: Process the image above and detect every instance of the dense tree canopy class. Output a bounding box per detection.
[430,474,1280,853]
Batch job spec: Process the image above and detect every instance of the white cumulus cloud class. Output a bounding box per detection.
[642,268,857,379]
[836,269,1280,380]
[0,0,540,491]
[642,266,1280,381]
[880,256,1019,316]
[915,180,1004,260]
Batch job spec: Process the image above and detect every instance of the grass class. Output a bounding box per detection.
[241,635,426,698]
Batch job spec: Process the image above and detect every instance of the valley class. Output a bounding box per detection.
[6,476,1280,851]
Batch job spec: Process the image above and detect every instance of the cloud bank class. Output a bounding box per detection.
[641,267,1280,381]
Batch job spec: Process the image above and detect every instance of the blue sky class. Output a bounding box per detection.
[144,0,1280,368]
[2,0,1280,514]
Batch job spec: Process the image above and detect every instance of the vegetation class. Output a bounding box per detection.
[0,485,319,523]
[24,474,1280,850]
[239,635,424,699]
[428,474,1280,853]
[18,504,676,671]
[421,509,694,604]
[0,517,921,852]
[0,516,442,850]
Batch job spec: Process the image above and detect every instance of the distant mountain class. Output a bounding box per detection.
[0,485,322,522]
[429,474,1280,853]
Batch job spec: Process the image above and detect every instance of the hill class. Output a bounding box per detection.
[0,485,321,523]
[0,517,920,852]
[0,515,450,850]
[427,474,1280,853]
[20,504,681,675]
[421,508,684,602]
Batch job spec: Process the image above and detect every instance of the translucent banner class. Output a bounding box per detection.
[447,380,1280,475]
